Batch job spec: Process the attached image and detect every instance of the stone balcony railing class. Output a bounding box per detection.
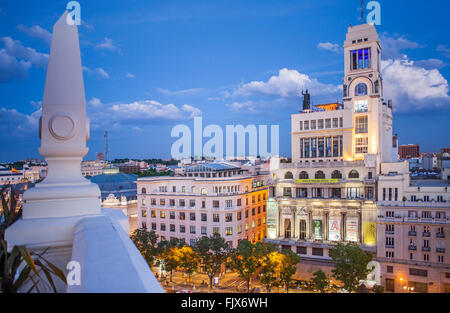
[377,200,450,208]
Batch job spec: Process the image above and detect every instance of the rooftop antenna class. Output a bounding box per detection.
[361,0,364,24]
[104,131,109,162]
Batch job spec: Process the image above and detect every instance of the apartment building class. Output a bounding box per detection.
[377,161,450,293]
[137,162,268,248]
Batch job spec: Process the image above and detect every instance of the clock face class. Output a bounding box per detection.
[354,100,368,113]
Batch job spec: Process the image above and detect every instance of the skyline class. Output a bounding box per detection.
[1,0,450,162]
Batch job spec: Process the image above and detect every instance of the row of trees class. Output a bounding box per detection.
[131,227,375,293]
[130,228,301,292]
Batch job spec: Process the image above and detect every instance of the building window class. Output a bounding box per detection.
[213,214,220,222]
[151,223,156,231]
[179,199,185,207]
[190,226,196,234]
[284,171,293,179]
[315,171,325,179]
[331,170,342,179]
[311,120,316,130]
[201,188,207,195]
[299,121,303,130]
[299,171,309,179]
[201,226,207,235]
[160,199,166,206]
[348,170,360,179]
[355,83,368,96]
[385,279,395,292]
[318,120,324,129]
[160,211,166,218]
[141,187,146,194]
[409,268,427,277]
[237,199,242,206]
[160,224,166,231]
[312,248,323,256]
[355,137,368,154]
[190,213,196,221]
[201,213,207,222]
[226,200,233,208]
[351,48,371,70]
[225,227,233,236]
[355,115,368,133]
[170,224,175,232]
[226,213,233,222]
[304,121,309,130]
[179,212,185,220]
[169,211,175,219]
[213,200,219,208]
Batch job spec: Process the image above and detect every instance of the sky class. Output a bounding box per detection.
[0,0,449,162]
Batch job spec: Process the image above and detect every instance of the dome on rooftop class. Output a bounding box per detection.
[89,169,137,201]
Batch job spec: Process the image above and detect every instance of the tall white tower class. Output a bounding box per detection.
[342,23,393,167]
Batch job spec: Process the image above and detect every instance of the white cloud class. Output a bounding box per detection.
[414,58,447,69]
[107,100,201,122]
[226,101,259,114]
[157,87,206,96]
[95,67,110,79]
[95,37,120,53]
[88,97,103,108]
[381,58,449,111]
[126,72,135,79]
[318,42,341,54]
[232,68,340,98]
[181,104,202,118]
[380,33,421,59]
[17,25,52,44]
[0,107,41,136]
[437,45,450,58]
[0,37,48,82]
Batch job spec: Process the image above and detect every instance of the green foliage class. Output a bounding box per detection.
[329,242,373,293]
[229,240,265,292]
[195,233,229,288]
[130,227,159,268]
[0,184,66,293]
[176,246,199,282]
[278,248,300,293]
[311,270,329,293]
[157,237,185,281]
[133,168,172,177]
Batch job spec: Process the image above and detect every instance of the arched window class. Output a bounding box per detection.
[201,188,207,195]
[349,170,360,179]
[284,171,293,179]
[315,171,325,179]
[299,171,309,179]
[331,170,342,179]
[355,83,367,96]
[141,187,146,194]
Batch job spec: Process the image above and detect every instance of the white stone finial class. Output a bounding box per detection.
[22,11,101,219]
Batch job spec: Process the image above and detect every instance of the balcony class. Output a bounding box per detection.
[436,232,445,238]
[408,231,417,236]
[436,247,445,253]
[408,245,417,251]
[422,246,431,252]
[385,244,395,249]
[385,230,395,235]
[423,232,431,237]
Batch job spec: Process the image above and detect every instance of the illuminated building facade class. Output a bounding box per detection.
[137,162,268,248]
[266,23,393,279]
[377,161,450,293]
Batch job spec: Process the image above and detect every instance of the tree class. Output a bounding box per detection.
[329,242,373,293]
[259,251,283,292]
[130,227,159,268]
[311,270,329,293]
[157,237,185,282]
[195,233,229,289]
[177,246,199,283]
[278,248,300,293]
[229,240,265,292]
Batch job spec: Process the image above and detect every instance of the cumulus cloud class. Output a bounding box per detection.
[232,68,340,99]
[181,104,202,118]
[380,33,421,59]
[88,97,103,108]
[126,72,135,79]
[95,37,120,53]
[318,42,342,54]
[226,101,259,114]
[414,58,447,69]
[0,107,41,136]
[17,24,52,44]
[95,67,110,79]
[381,58,449,111]
[0,37,48,82]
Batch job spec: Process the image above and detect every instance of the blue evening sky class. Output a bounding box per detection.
[0,0,449,161]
